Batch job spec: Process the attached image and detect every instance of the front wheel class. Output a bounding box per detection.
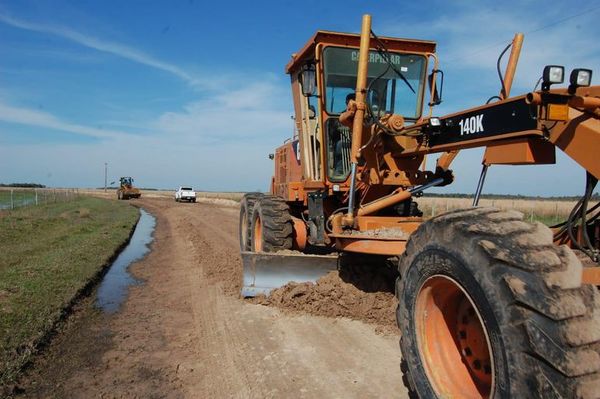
[239,192,263,251]
[250,195,293,253]
[397,207,600,398]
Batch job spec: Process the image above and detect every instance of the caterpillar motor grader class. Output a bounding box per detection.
[117,176,141,200]
[239,14,600,398]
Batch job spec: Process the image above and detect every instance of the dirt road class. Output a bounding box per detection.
[17,197,407,398]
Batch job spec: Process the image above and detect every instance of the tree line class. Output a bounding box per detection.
[0,183,46,188]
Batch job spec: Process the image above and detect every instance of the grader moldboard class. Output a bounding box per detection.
[240,14,600,398]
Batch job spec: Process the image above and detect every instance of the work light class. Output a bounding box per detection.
[570,68,592,88]
[542,65,564,91]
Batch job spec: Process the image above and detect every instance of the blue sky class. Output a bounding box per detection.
[0,0,599,195]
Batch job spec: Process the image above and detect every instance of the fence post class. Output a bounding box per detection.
[10,189,14,209]
[35,189,38,205]
[530,202,535,222]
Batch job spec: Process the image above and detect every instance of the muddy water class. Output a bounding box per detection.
[96,208,156,313]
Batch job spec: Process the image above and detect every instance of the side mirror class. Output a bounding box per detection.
[428,69,444,106]
[300,64,316,97]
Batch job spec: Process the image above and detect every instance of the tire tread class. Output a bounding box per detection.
[397,207,600,398]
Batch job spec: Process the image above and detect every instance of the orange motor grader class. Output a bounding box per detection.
[239,15,600,398]
[117,176,141,200]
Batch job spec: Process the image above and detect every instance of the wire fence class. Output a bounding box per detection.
[0,188,80,210]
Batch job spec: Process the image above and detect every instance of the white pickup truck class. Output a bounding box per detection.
[175,186,196,203]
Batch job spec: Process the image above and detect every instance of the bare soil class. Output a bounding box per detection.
[253,255,399,335]
[13,198,407,398]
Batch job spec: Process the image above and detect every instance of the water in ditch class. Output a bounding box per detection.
[96,208,156,313]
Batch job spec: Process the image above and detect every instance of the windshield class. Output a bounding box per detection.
[323,47,426,119]
[181,187,193,191]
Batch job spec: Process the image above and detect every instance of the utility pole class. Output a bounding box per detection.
[104,162,108,192]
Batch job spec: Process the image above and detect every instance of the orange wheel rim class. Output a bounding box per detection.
[253,216,263,252]
[415,275,494,398]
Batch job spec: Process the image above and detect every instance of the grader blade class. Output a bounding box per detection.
[241,251,338,297]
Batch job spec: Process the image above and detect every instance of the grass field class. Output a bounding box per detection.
[77,187,584,227]
[0,196,139,389]
[417,196,578,226]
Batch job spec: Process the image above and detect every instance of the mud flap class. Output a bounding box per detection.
[241,251,339,297]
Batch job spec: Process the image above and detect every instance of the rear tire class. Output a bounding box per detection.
[397,207,600,398]
[239,193,263,251]
[250,195,293,253]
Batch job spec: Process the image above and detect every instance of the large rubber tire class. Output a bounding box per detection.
[397,207,600,398]
[239,193,264,251]
[250,195,293,253]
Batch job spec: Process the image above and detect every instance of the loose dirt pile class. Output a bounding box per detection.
[252,255,400,334]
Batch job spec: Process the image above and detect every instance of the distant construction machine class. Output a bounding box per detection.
[117,176,141,200]
[240,14,600,398]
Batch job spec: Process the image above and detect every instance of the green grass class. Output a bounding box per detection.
[0,197,139,388]
[528,214,564,226]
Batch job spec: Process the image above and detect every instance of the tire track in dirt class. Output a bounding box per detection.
[182,203,304,398]
[179,200,406,398]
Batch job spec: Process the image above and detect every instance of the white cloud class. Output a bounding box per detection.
[154,78,293,142]
[0,12,205,87]
[0,130,279,191]
[0,75,294,190]
[0,101,132,139]
[381,3,600,92]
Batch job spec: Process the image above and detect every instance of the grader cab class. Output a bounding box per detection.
[240,15,600,398]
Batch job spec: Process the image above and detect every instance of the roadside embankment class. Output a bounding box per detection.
[0,197,139,392]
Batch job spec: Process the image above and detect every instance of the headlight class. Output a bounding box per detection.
[429,117,441,127]
[570,68,592,87]
[542,65,564,90]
